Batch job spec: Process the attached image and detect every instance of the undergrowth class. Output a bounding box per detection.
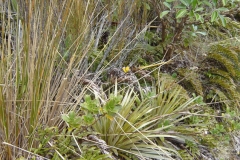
[0,0,240,160]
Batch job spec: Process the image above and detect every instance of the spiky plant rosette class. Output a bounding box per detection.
[91,74,201,160]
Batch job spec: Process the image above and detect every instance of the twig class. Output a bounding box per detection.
[2,142,50,160]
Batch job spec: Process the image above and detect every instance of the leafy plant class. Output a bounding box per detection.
[93,87,179,159]
[203,45,240,101]
[156,0,240,60]
[92,74,205,159]
[62,111,82,130]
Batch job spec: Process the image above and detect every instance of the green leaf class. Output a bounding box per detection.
[219,15,226,27]
[180,0,190,6]
[191,32,197,36]
[83,113,94,125]
[62,114,70,123]
[171,72,177,78]
[199,15,204,23]
[10,0,18,12]
[216,7,229,12]
[194,96,205,105]
[174,5,187,9]
[203,0,212,7]
[176,9,188,19]
[160,10,170,18]
[103,94,122,114]
[194,12,204,22]
[104,100,122,114]
[81,95,99,113]
[196,31,207,36]
[62,111,82,128]
[211,11,219,22]
[163,2,171,9]
[189,10,194,17]
[143,2,151,10]
[166,0,175,2]
[192,24,198,31]
[194,13,201,21]
[191,0,198,9]
[212,0,218,7]
[194,7,204,12]
[69,112,81,121]
[222,0,227,6]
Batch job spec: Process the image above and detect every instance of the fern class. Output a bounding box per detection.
[207,25,229,40]
[210,78,238,99]
[210,45,239,64]
[177,68,203,96]
[208,69,235,86]
[207,45,240,79]
[212,88,232,107]
[207,52,236,77]
[203,45,240,100]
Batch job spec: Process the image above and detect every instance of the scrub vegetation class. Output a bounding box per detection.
[0,0,240,159]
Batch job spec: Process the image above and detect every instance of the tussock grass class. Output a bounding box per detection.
[0,1,95,159]
[0,0,160,159]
